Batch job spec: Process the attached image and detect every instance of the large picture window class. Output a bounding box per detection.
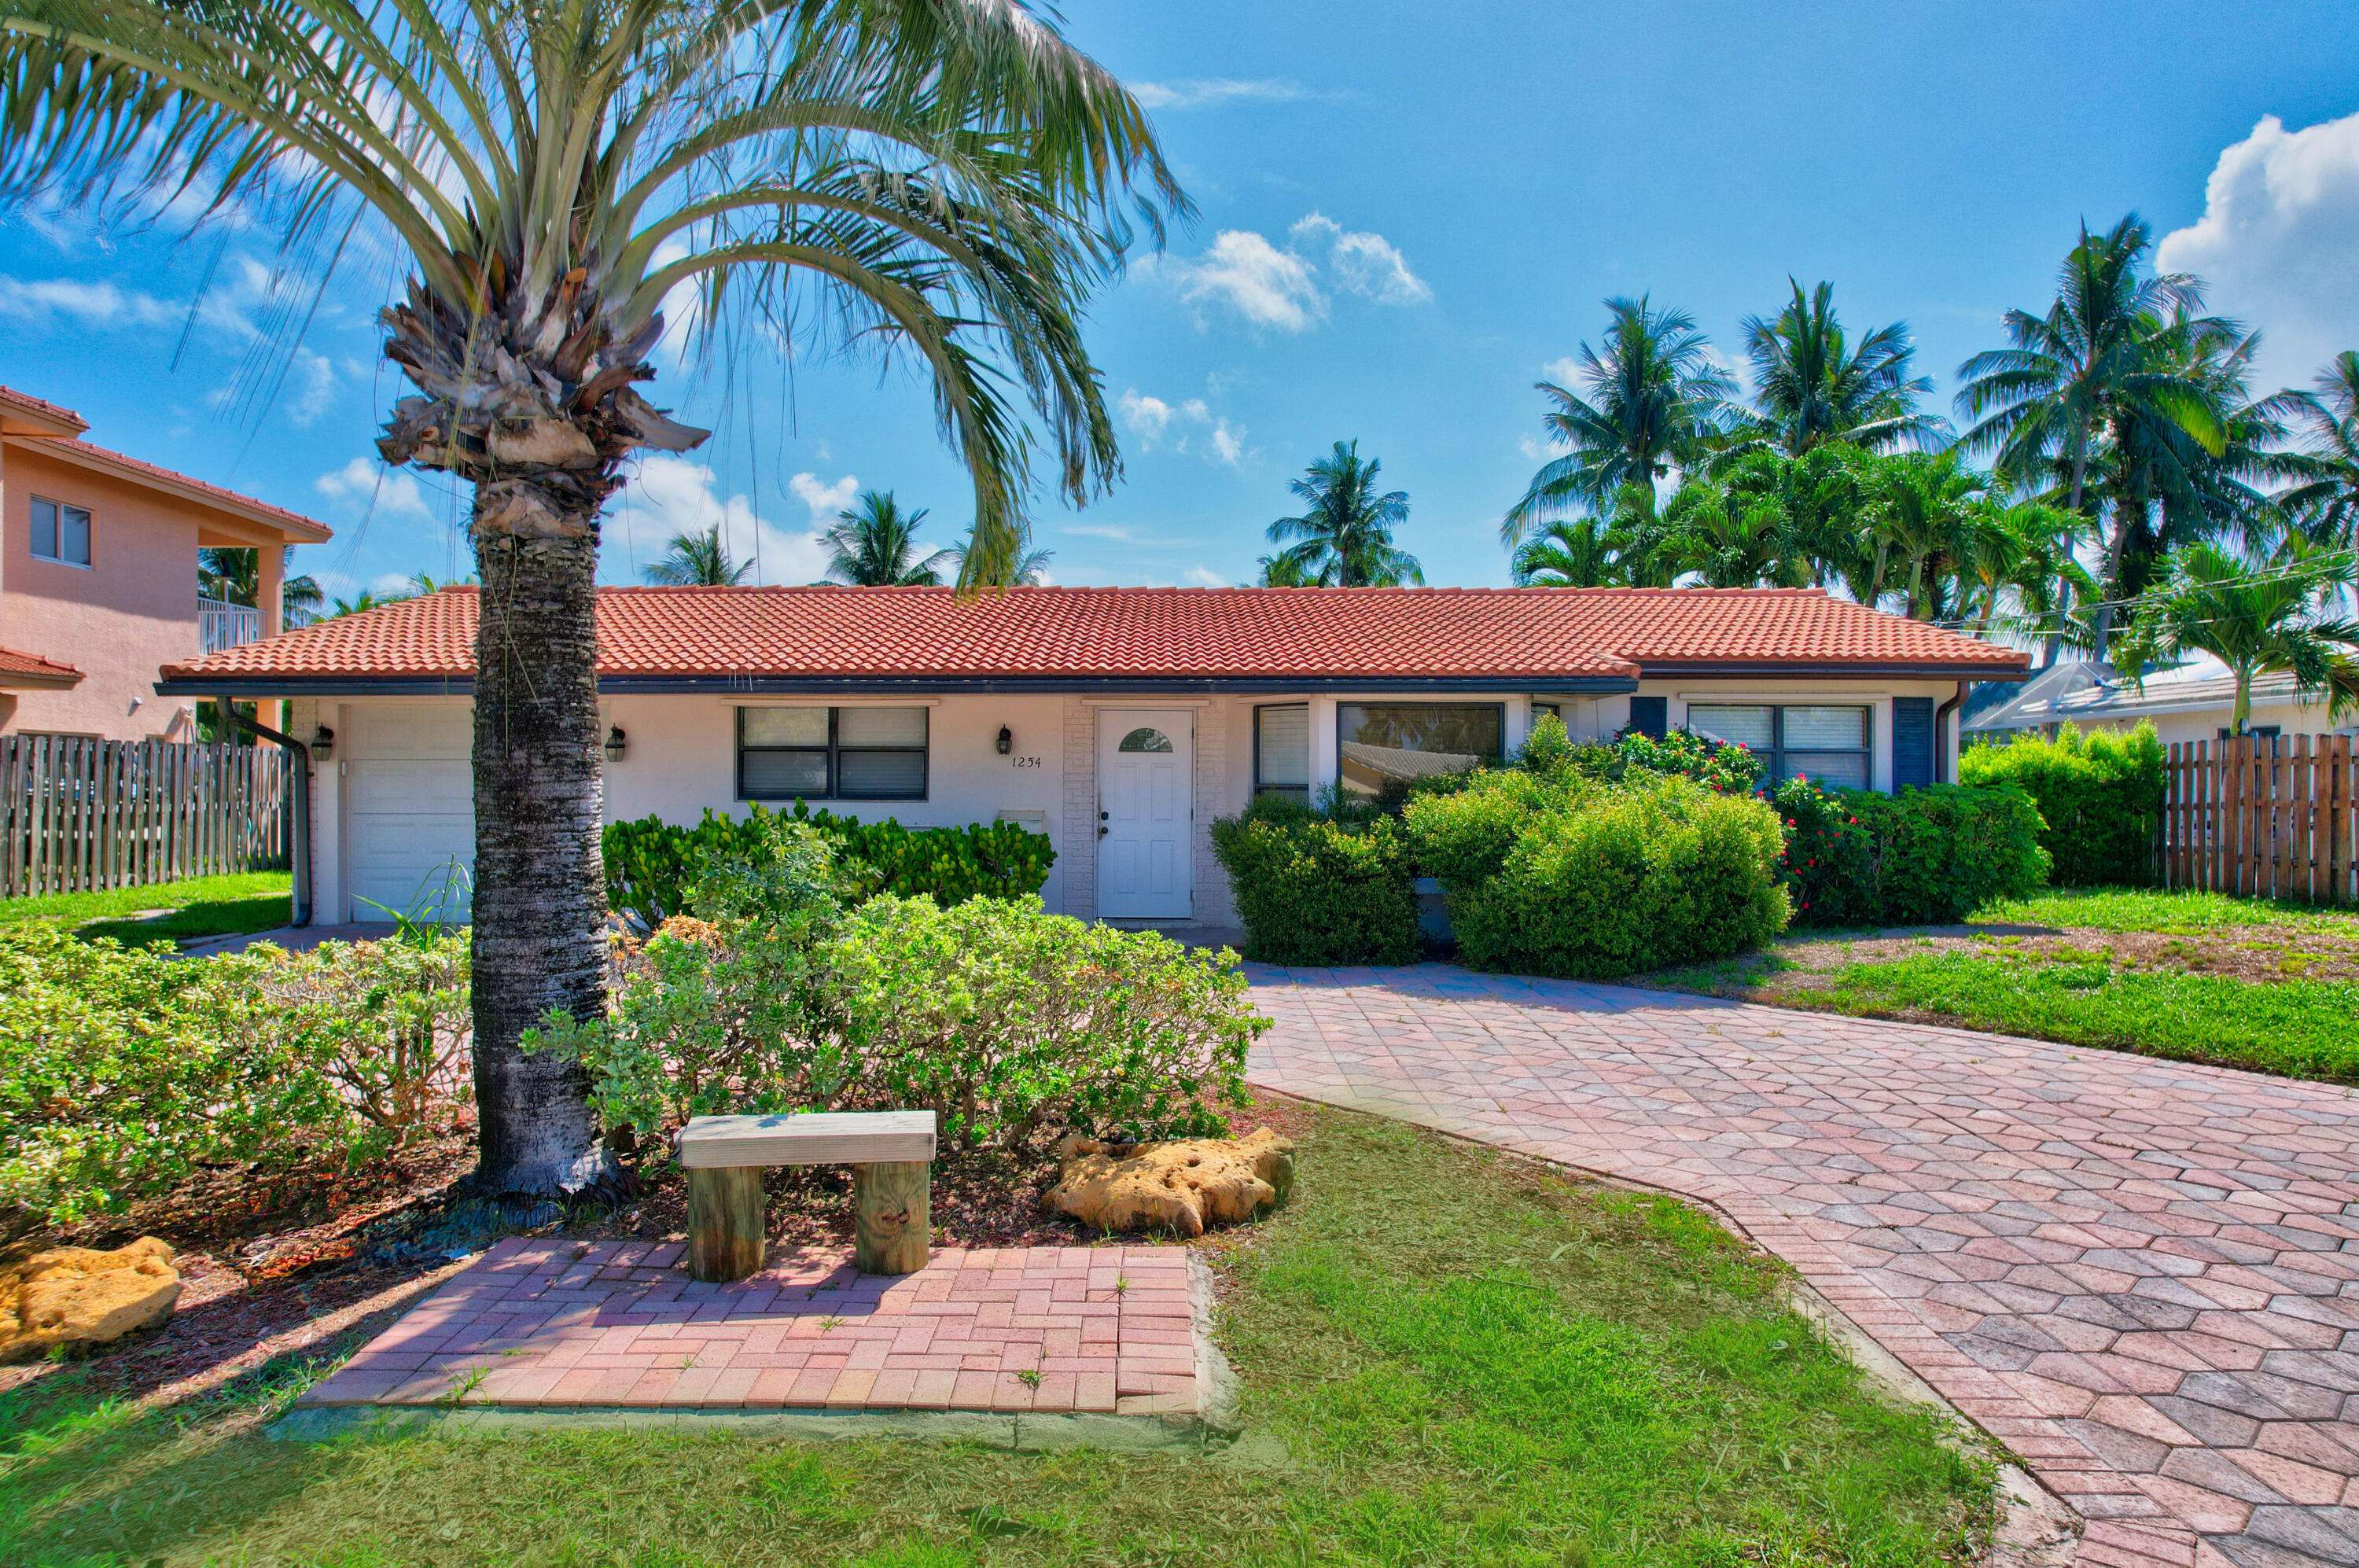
[29,496,92,567]
[1687,704,1870,790]
[1254,704,1310,801]
[1337,702,1503,798]
[738,706,927,801]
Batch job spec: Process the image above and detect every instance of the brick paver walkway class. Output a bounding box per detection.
[297,1239,1199,1418]
[1246,964,2359,1568]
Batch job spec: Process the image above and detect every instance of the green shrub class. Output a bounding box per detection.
[603,801,1052,926]
[1774,777,2049,928]
[0,922,469,1236]
[830,895,1264,1148]
[1407,775,1789,979]
[1960,722,2165,885]
[1209,796,1420,965]
[1559,722,1768,796]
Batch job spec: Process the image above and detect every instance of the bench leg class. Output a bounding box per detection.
[852,1161,930,1275]
[687,1166,767,1283]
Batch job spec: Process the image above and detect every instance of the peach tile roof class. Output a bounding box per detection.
[0,385,88,432]
[0,646,85,684]
[160,585,2030,690]
[42,438,332,542]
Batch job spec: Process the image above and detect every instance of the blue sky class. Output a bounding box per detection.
[5,0,2357,602]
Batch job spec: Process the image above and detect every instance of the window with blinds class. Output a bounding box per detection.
[738,706,928,801]
[1687,704,1871,790]
[1255,703,1310,801]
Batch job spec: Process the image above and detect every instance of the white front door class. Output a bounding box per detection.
[1096,709,1194,919]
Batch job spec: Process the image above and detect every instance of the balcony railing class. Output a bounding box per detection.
[198,597,262,654]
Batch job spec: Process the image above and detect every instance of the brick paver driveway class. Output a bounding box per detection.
[1245,964,2359,1568]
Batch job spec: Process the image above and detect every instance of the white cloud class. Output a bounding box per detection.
[1518,435,1550,462]
[1064,522,1140,541]
[1129,78,1323,111]
[1117,386,1251,466]
[0,275,177,329]
[1290,214,1431,305]
[2158,110,2359,389]
[1182,565,1228,587]
[1541,355,1583,388]
[787,470,860,525]
[315,458,434,521]
[1149,212,1428,333]
[617,455,830,585]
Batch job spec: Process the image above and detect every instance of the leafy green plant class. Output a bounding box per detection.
[1960,722,2166,885]
[0,922,469,1237]
[830,895,1264,1147]
[603,803,1052,927]
[1774,777,2049,927]
[1407,774,1789,979]
[1209,796,1420,965]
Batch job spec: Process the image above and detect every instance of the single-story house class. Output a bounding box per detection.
[1963,656,2359,749]
[157,584,2030,928]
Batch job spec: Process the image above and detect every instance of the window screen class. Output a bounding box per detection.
[1336,703,1502,798]
[1255,704,1310,801]
[738,706,927,800]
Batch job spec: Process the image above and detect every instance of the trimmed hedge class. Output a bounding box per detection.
[1405,772,1789,979]
[1959,723,2166,885]
[1776,777,2049,928]
[1208,797,1420,966]
[605,802,1052,926]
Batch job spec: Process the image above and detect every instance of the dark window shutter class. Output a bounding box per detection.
[1628,695,1668,739]
[1893,697,1933,790]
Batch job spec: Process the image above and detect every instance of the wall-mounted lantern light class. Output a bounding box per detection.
[996,725,1013,756]
[308,725,336,760]
[605,725,628,761]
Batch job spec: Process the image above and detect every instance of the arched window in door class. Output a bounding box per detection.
[1118,727,1174,753]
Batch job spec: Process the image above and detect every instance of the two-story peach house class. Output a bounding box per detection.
[0,385,333,740]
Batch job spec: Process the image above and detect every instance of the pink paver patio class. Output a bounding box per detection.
[1247,963,2359,1568]
[297,1239,1201,1423]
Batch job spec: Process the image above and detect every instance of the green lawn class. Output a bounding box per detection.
[1799,949,2359,1083]
[1972,885,2359,935]
[0,1109,1994,1568]
[0,870,292,945]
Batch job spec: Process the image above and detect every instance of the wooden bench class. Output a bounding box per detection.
[675,1110,938,1282]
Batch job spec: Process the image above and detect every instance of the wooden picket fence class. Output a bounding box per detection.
[1,733,291,898]
[2158,734,2357,904]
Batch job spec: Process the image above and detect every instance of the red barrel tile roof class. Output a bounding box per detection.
[0,646,85,683]
[160,585,2030,686]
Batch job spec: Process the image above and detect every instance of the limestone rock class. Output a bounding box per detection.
[1045,1128,1296,1238]
[0,1237,181,1363]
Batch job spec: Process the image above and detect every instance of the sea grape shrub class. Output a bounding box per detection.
[1209,793,1421,966]
[1774,776,2048,928]
[1960,721,2164,886]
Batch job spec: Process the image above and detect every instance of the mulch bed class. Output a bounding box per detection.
[2,1092,1317,1408]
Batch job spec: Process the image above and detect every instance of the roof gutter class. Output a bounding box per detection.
[225,710,312,929]
[1636,661,2033,681]
[1936,680,1967,783]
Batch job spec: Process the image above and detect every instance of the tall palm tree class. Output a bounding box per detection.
[1257,551,1317,587]
[199,545,325,627]
[643,524,751,586]
[1266,440,1422,587]
[2115,539,2359,734]
[1659,458,1813,589]
[1511,518,1621,587]
[821,490,951,585]
[1735,280,1943,457]
[2,0,1183,1195]
[1501,296,1732,544]
[1955,215,2233,658]
[2282,351,2359,549]
[1860,451,1989,620]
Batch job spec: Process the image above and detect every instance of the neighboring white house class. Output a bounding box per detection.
[158,584,2031,928]
[1963,655,2359,749]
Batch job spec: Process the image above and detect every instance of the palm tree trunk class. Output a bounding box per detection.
[469,480,617,1197]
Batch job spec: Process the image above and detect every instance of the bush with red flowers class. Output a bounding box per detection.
[1773,775,2048,928]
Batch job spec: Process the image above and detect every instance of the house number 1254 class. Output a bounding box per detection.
[1010,756,1043,768]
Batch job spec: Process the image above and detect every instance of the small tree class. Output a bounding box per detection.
[2115,541,2359,734]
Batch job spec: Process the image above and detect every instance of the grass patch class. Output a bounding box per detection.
[0,870,292,944]
[0,1109,1994,1567]
[1805,949,2359,1082]
[1972,885,2359,936]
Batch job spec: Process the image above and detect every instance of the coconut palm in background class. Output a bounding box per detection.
[2284,352,2359,549]
[643,525,752,587]
[1501,296,1732,544]
[2115,539,2359,734]
[821,490,953,585]
[199,545,325,627]
[0,0,1183,1195]
[1733,279,1944,458]
[1267,440,1423,587]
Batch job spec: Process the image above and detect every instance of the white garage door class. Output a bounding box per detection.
[344,705,473,923]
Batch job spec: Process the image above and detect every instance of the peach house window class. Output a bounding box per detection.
[30,497,92,568]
